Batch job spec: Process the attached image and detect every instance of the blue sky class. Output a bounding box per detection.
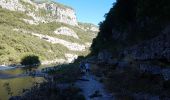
[55,0,116,25]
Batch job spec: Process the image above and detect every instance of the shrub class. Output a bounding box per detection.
[21,55,40,66]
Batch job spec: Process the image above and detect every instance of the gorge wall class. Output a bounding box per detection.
[0,0,77,26]
[90,0,170,99]
[0,0,98,65]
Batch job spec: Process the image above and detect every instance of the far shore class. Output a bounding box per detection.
[0,64,25,71]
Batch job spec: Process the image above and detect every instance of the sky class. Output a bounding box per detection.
[55,0,116,25]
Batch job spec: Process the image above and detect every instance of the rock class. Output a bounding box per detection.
[133,93,160,100]
[41,59,66,65]
[162,68,170,81]
[85,56,97,63]
[13,29,86,51]
[139,64,162,75]
[41,54,78,65]
[0,0,78,26]
[119,28,170,61]
[0,0,25,11]
[78,22,99,32]
[65,54,78,63]
[98,50,112,63]
[54,27,79,39]
[107,59,118,65]
[85,42,92,48]
[116,61,129,71]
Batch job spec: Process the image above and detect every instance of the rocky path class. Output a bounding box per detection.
[75,74,114,100]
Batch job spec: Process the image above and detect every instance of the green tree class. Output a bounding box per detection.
[21,55,40,66]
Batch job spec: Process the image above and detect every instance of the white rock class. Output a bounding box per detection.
[13,29,86,51]
[54,27,79,39]
[41,59,66,65]
[0,0,78,26]
[22,18,38,25]
[65,54,78,63]
[0,0,25,11]
[85,42,92,47]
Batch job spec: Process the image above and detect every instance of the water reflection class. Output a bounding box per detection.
[0,66,47,100]
[0,77,45,100]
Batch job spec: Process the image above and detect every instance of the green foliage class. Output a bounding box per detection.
[32,0,73,10]
[91,0,170,54]
[0,24,69,64]
[28,22,95,44]
[19,0,36,11]
[38,8,52,17]
[31,0,52,3]
[0,8,30,27]
[78,22,98,31]
[21,55,40,66]
[0,7,93,65]
[48,63,81,83]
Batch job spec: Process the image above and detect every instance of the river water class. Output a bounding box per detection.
[0,65,51,100]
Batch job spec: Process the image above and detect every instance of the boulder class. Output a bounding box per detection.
[139,64,161,75]
[116,61,129,71]
[162,68,170,81]
[133,93,160,100]
[98,50,112,63]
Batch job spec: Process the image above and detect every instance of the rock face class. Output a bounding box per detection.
[65,54,78,63]
[52,5,77,26]
[162,68,170,81]
[0,0,25,11]
[78,22,99,32]
[98,50,112,62]
[0,0,78,26]
[54,27,79,39]
[120,30,170,61]
[13,29,85,51]
[0,0,98,65]
[41,54,78,65]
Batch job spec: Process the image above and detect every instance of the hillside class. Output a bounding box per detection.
[0,0,98,65]
[90,0,170,99]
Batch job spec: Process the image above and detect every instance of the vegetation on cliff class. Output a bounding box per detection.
[90,0,170,99]
[0,7,96,65]
[92,0,170,54]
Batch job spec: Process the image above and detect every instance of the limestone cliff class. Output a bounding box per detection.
[0,0,98,65]
[0,0,78,26]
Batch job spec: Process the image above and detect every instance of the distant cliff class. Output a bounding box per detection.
[0,0,77,26]
[0,0,98,65]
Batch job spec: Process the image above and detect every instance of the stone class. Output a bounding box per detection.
[116,61,129,70]
[98,50,113,63]
[54,27,79,39]
[0,0,78,26]
[13,29,86,51]
[119,29,170,61]
[65,54,78,63]
[133,93,160,100]
[0,0,25,11]
[139,64,161,75]
[162,68,170,81]
[78,23,99,32]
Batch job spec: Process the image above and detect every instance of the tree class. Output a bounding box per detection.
[21,55,40,66]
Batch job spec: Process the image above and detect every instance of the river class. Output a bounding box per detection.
[0,65,55,100]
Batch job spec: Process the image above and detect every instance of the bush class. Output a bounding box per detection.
[21,55,40,66]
